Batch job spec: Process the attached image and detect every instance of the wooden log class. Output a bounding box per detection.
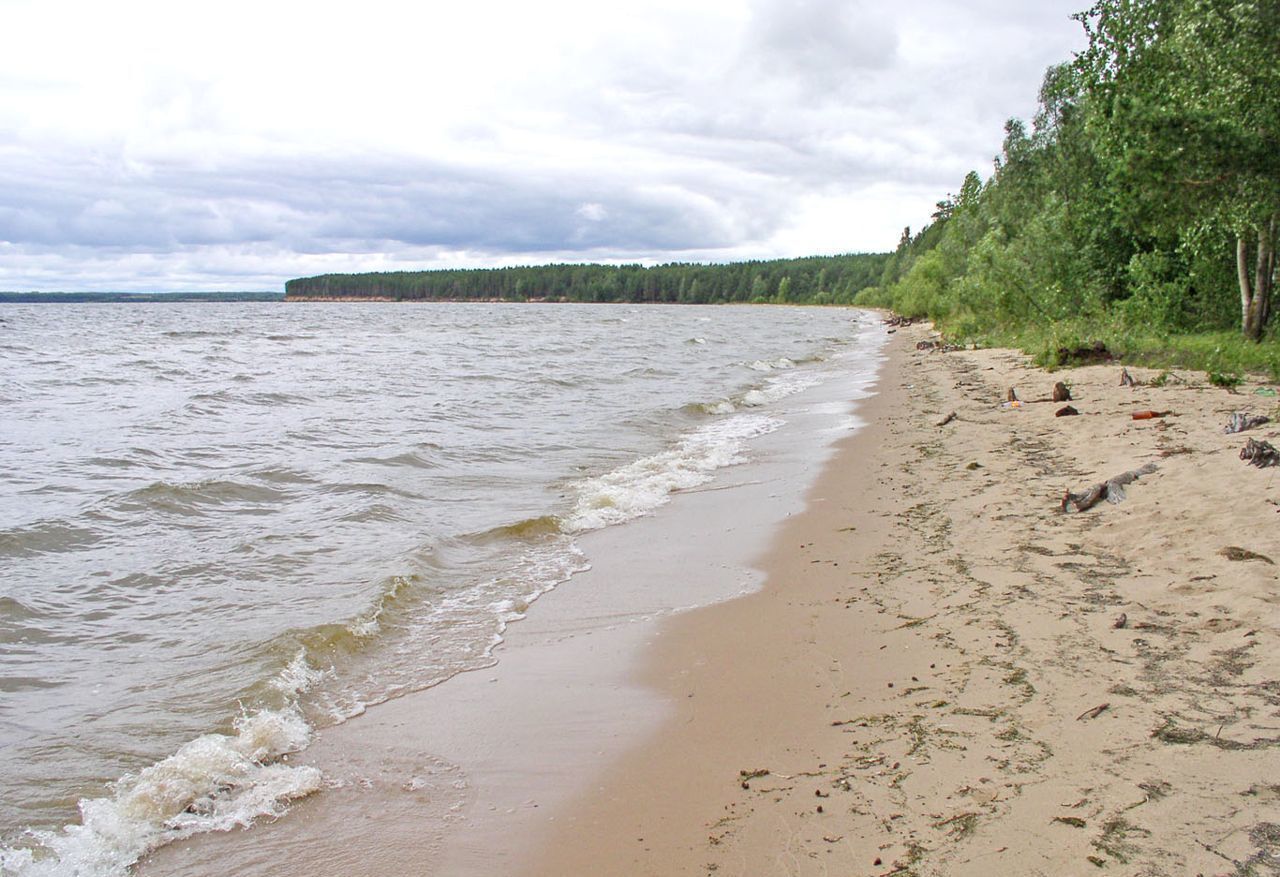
[1061,463,1158,512]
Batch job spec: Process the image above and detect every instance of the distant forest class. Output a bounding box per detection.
[285,254,888,305]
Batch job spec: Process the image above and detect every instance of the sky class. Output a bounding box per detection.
[0,0,1088,292]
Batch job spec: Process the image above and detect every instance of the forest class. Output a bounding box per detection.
[858,0,1278,374]
[285,254,887,306]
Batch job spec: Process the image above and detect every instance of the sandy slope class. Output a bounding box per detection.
[523,323,1280,877]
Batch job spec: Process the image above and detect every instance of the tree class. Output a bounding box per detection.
[1075,0,1280,339]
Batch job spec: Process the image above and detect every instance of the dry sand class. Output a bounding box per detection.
[523,323,1280,877]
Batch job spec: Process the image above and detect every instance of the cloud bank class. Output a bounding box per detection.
[0,0,1086,290]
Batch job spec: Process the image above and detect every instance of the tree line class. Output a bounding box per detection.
[860,0,1277,348]
[285,253,888,305]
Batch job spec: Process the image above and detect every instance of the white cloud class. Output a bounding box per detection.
[0,0,1087,290]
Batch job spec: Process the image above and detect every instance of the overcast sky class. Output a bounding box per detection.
[0,0,1087,291]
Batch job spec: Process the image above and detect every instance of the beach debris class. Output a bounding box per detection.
[1060,463,1158,513]
[1225,412,1271,434]
[1000,400,1023,410]
[1131,410,1171,420]
[936,411,958,427]
[1220,546,1275,565]
[1077,703,1110,721]
[1052,381,1071,402]
[1240,438,1280,468]
[1006,387,1019,403]
[1120,367,1137,387]
[739,768,769,782]
[1256,387,1278,397]
[1055,405,1079,417]
[1053,816,1088,828]
[1113,613,1128,629]
[884,315,914,328]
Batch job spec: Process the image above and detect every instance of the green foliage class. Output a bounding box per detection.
[285,254,888,305]
[870,0,1277,357]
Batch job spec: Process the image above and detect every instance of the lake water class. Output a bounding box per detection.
[0,302,883,875]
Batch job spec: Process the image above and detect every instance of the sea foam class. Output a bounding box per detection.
[0,710,321,877]
[564,413,780,532]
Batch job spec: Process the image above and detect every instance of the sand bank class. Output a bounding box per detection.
[523,324,1280,876]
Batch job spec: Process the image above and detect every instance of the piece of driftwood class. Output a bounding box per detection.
[1241,438,1280,468]
[936,411,957,427]
[1120,367,1136,387]
[1077,703,1110,721]
[1060,462,1158,513]
[1055,405,1079,417]
[1220,546,1275,565]
[1224,412,1271,434]
[1052,381,1071,402]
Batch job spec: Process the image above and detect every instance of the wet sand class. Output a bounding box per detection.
[524,325,1280,876]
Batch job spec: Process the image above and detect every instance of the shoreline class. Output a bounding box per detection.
[136,319,885,877]
[522,325,1280,875]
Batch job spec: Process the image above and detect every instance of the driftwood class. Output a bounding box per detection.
[1240,438,1280,468]
[936,411,958,427]
[1077,703,1110,721]
[1052,381,1071,402]
[1224,412,1271,434]
[1060,462,1158,513]
[1119,368,1137,387]
[1220,546,1275,565]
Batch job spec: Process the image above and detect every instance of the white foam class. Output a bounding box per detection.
[271,651,329,697]
[747,357,794,372]
[564,414,780,532]
[1,710,321,877]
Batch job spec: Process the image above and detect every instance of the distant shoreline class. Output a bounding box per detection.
[0,292,283,303]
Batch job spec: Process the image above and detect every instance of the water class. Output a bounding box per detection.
[0,302,883,875]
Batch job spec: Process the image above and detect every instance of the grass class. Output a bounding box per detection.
[948,320,1280,380]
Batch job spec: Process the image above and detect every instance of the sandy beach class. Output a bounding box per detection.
[523,323,1280,876]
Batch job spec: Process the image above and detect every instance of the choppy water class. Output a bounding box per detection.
[0,302,881,875]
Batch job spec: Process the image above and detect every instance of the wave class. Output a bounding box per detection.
[116,479,290,515]
[684,362,828,417]
[161,330,226,339]
[0,710,321,877]
[350,450,439,470]
[564,413,780,532]
[467,515,564,543]
[0,520,101,559]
